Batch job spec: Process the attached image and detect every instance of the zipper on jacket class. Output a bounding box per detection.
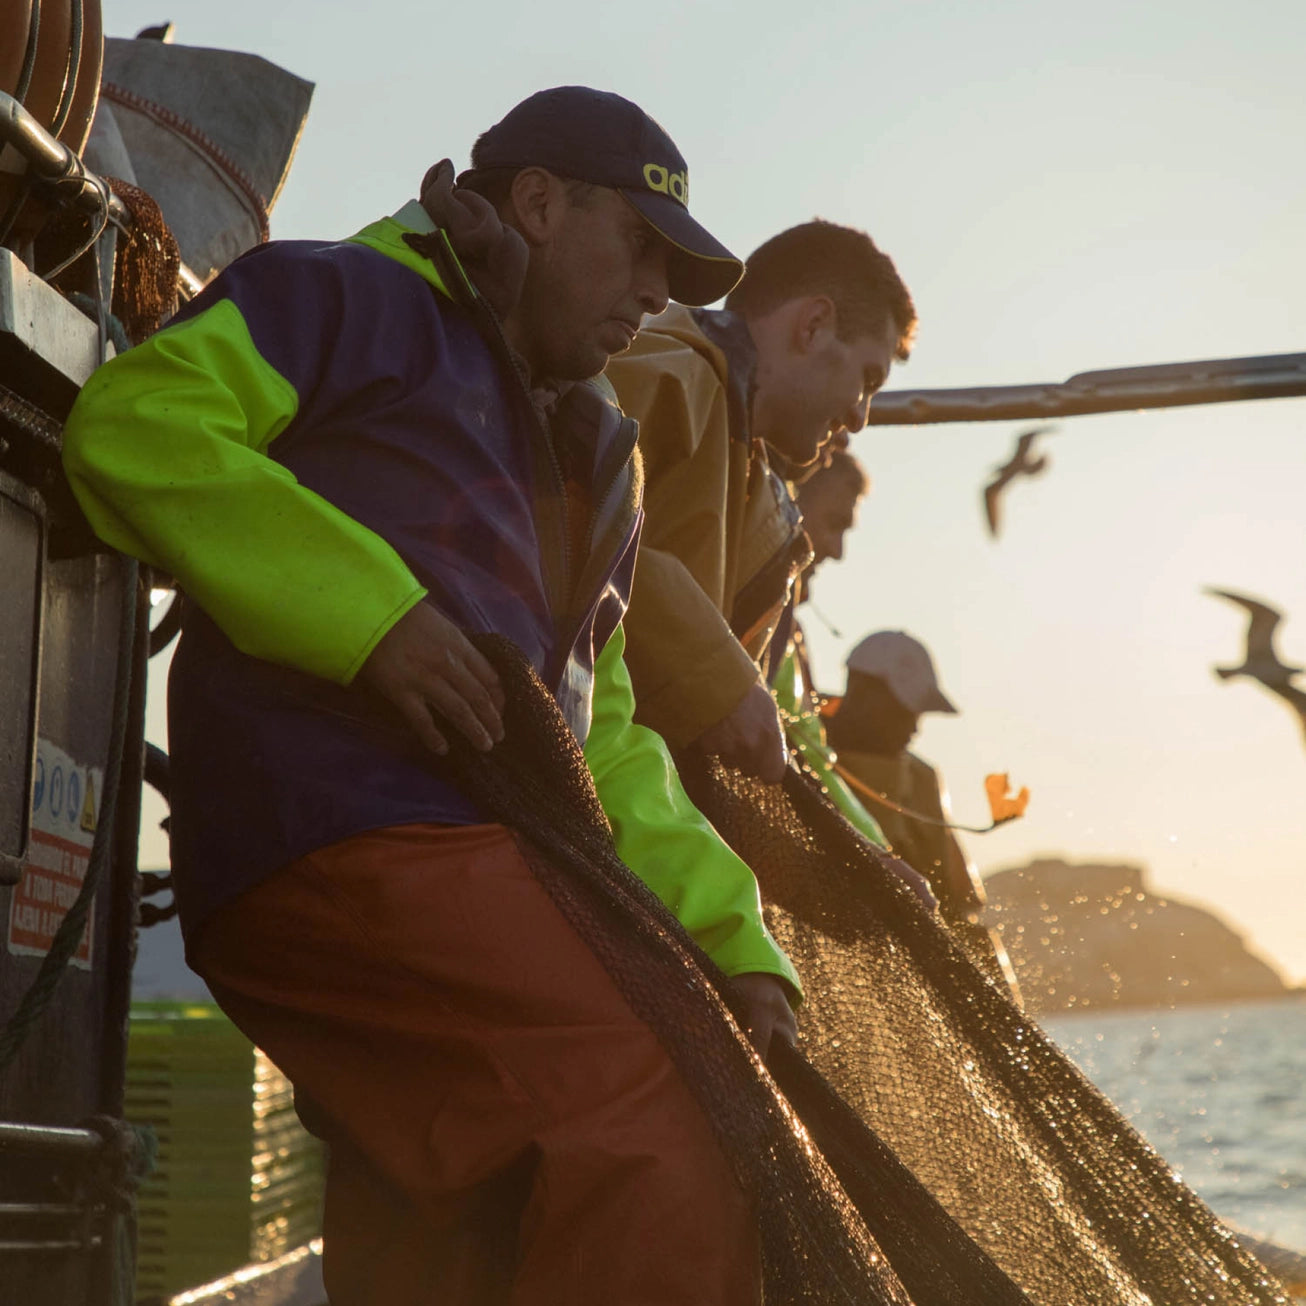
[425,227,643,688]
[551,456,641,693]
[426,229,575,607]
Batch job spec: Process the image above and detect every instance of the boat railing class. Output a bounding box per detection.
[868,352,1306,425]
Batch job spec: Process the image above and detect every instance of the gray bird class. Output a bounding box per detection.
[1206,587,1306,738]
[983,426,1054,538]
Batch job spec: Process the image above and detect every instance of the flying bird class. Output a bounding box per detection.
[983,426,1055,538]
[1206,587,1306,740]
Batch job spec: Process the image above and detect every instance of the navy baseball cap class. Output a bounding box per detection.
[462,86,743,306]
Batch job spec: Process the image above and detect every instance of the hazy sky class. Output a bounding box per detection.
[119,0,1306,980]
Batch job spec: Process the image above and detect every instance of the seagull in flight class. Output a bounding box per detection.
[1206,587,1306,738]
[983,426,1054,538]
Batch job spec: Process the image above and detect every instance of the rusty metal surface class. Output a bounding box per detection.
[867,352,1306,425]
[0,381,63,450]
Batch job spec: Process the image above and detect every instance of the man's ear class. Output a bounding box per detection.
[506,167,561,248]
[791,294,838,355]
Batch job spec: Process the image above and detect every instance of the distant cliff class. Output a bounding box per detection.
[982,857,1290,1013]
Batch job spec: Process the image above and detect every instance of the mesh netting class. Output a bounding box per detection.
[104,177,181,341]
[674,752,1291,1305]
[438,638,1032,1305]
[31,177,180,343]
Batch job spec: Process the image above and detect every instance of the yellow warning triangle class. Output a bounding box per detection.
[79,775,97,833]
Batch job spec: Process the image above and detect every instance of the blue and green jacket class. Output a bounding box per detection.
[62,201,800,992]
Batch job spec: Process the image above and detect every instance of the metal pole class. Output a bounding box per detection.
[1,89,203,298]
[0,91,115,217]
[867,353,1306,425]
[0,1120,106,1155]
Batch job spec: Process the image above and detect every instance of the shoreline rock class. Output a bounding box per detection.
[982,857,1290,1014]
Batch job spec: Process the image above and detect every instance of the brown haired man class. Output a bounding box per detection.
[606,219,916,781]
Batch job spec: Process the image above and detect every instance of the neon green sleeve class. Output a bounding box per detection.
[583,624,802,994]
[61,300,427,684]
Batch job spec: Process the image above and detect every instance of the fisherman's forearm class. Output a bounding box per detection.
[62,298,427,684]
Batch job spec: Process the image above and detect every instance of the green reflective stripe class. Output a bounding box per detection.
[774,650,888,847]
[347,207,454,294]
[584,626,802,993]
[62,299,427,685]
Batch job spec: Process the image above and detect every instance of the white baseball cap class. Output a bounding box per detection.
[846,631,958,715]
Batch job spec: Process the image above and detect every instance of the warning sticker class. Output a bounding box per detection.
[6,740,103,969]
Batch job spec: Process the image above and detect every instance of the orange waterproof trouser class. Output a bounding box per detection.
[191,822,759,1305]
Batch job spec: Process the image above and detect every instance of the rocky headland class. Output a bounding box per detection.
[982,857,1292,1013]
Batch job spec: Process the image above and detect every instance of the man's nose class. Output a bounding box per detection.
[838,393,872,436]
[637,281,669,316]
[636,250,670,316]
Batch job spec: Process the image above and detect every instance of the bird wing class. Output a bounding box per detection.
[983,480,1003,537]
[989,453,1021,487]
[1285,683,1306,736]
[993,426,1055,481]
[984,426,1057,538]
[1205,587,1284,661]
[1013,429,1040,460]
[1015,425,1056,457]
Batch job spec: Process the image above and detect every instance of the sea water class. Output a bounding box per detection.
[1043,996,1306,1251]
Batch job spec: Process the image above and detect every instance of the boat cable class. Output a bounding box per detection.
[47,0,83,138]
[14,0,42,105]
[831,757,1017,836]
[39,173,109,281]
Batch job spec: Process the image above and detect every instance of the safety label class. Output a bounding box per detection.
[6,739,102,969]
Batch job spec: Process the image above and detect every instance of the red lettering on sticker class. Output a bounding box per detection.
[6,829,94,966]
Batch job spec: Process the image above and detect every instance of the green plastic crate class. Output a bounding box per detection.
[125,1001,325,1302]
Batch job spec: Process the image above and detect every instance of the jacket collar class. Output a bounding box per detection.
[690,307,758,382]
[690,307,758,446]
[347,200,640,623]
[346,200,454,296]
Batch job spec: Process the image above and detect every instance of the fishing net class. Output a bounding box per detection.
[32,175,179,343]
[439,638,1031,1305]
[103,177,181,342]
[432,637,1290,1303]
[675,751,1291,1305]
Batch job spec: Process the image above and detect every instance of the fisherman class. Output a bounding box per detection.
[825,631,1017,988]
[606,220,916,782]
[62,87,798,1303]
[773,449,893,847]
[794,445,871,588]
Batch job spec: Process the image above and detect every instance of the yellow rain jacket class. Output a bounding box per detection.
[606,305,810,748]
